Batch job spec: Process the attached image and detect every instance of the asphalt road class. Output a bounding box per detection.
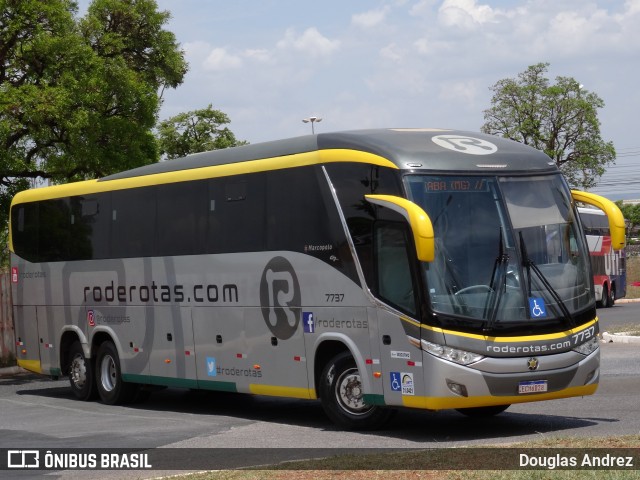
[597,298,640,331]
[1,302,638,478]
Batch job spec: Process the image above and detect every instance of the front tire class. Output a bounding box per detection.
[319,352,393,430]
[68,341,96,401]
[95,341,136,405]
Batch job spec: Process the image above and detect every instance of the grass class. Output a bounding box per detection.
[625,255,640,300]
[165,436,640,480]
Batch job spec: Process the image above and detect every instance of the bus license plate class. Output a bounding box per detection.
[518,380,548,394]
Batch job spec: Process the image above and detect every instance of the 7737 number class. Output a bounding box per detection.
[325,294,344,303]
[572,326,595,344]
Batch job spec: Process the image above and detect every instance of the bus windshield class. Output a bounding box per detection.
[405,174,593,329]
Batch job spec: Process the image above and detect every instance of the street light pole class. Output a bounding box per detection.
[302,115,322,134]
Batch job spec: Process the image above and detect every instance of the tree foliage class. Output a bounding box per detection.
[482,63,615,189]
[157,105,248,160]
[1,0,187,188]
[616,200,640,239]
[0,0,188,263]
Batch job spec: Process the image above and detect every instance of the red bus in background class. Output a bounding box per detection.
[579,206,627,307]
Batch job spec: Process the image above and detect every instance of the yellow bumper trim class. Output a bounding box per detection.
[402,383,598,410]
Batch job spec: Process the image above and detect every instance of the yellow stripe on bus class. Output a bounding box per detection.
[401,383,598,410]
[17,359,42,374]
[421,318,598,343]
[10,149,397,205]
[249,384,317,400]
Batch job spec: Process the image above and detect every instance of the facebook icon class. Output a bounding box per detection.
[303,312,315,333]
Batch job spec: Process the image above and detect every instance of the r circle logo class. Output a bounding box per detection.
[260,256,301,340]
[432,135,498,155]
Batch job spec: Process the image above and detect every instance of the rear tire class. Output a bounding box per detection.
[596,284,609,308]
[319,352,393,430]
[609,284,616,307]
[601,284,611,308]
[456,405,510,417]
[68,341,96,401]
[95,341,136,405]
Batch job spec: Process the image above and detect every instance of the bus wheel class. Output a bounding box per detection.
[95,341,136,405]
[601,284,611,308]
[456,405,510,417]
[319,352,393,430]
[609,284,616,307]
[68,341,96,401]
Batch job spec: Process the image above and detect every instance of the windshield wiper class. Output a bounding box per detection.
[482,229,508,333]
[518,232,576,327]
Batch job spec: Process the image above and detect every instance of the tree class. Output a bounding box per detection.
[0,0,187,264]
[616,200,640,240]
[482,63,615,189]
[80,0,187,91]
[0,0,187,184]
[157,105,248,160]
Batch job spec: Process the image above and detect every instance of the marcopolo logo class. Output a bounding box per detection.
[260,256,301,340]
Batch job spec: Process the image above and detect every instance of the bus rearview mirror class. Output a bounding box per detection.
[365,194,435,262]
[571,190,626,251]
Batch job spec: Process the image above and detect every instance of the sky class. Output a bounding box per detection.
[75,0,640,199]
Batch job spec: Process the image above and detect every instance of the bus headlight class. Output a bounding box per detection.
[421,339,484,365]
[572,336,599,356]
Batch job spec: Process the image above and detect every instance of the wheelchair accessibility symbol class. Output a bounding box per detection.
[390,372,414,395]
[529,297,547,318]
[390,372,401,392]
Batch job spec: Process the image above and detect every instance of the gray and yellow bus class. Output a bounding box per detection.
[10,129,625,429]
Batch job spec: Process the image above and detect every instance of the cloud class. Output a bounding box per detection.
[277,27,341,57]
[182,40,215,63]
[438,80,479,106]
[380,43,404,62]
[438,0,500,29]
[203,47,243,71]
[243,49,272,63]
[156,0,640,151]
[410,0,438,16]
[352,7,391,28]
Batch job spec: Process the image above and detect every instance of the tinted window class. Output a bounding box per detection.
[266,166,358,283]
[579,211,609,236]
[12,165,376,272]
[111,187,156,258]
[325,164,403,286]
[375,222,417,316]
[38,199,72,261]
[156,181,207,256]
[69,194,111,260]
[11,203,39,262]
[208,174,266,253]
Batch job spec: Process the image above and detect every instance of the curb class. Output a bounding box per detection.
[601,332,640,344]
[0,366,26,376]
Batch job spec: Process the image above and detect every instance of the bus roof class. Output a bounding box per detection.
[11,129,559,204]
[101,128,557,182]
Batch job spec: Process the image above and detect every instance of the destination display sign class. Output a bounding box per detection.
[424,178,491,193]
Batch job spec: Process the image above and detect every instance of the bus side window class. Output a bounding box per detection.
[208,175,266,254]
[374,222,417,316]
[67,194,111,260]
[111,187,156,259]
[156,181,207,256]
[12,204,39,262]
[324,163,404,288]
[38,199,72,261]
